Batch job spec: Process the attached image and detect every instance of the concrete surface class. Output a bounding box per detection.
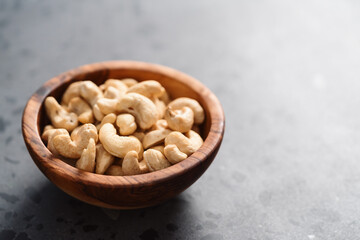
[1,0,360,239]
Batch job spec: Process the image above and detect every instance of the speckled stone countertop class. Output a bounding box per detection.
[1,0,360,239]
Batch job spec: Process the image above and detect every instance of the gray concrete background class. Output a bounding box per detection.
[1,0,360,239]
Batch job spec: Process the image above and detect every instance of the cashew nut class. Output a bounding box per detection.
[76,138,96,172]
[67,97,94,124]
[165,106,194,133]
[96,98,118,115]
[122,151,149,175]
[164,144,187,164]
[159,90,171,105]
[138,142,144,160]
[41,128,68,156]
[152,97,166,119]
[96,113,117,131]
[53,123,98,159]
[105,165,124,176]
[150,145,165,155]
[79,81,103,106]
[99,123,142,158]
[44,96,78,131]
[144,149,171,172]
[164,130,203,155]
[41,126,55,142]
[186,130,203,150]
[168,97,205,124]
[93,103,105,121]
[116,113,137,135]
[100,79,128,95]
[43,125,54,133]
[142,129,172,149]
[121,78,138,87]
[116,93,158,130]
[127,80,165,98]
[150,119,168,131]
[139,160,149,172]
[61,81,82,105]
[70,125,81,138]
[95,144,114,174]
[132,131,145,142]
[104,86,121,99]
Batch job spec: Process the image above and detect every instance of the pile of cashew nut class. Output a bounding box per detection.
[41,79,205,176]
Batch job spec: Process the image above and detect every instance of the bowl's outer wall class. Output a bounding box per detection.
[48,145,221,209]
[22,61,225,209]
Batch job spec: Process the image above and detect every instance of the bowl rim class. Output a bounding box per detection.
[22,60,225,188]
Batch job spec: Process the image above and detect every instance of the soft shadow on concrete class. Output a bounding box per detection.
[7,180,200,240]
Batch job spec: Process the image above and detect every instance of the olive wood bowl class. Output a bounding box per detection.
[22,61,225,209]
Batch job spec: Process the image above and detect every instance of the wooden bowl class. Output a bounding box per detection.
[22,61,225,209]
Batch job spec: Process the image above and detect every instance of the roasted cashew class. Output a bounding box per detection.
[138,142,144,160]
[44,96,78,131]
[116,114,137,135]
[100,79,128,94]
[61,81,82,105]
[152,97,166,119]
[150,119,168,131]
[79,81,104,121]
[67,97,94,124]
[164,144,187,164]
[104,86,121,99]
[53,123,98,159]
[164,130,203,155]
[105,165,124,176]
[185,130,203,150]
[76,138,96,172]
[93,103,105,121]
[70,125,81,139]
[99,123,142,158]
[79,81,103,106]
[144,149,171,172]
[96,98,118,115]
[168,97,205,124]
[41,128,67,142]
[150,145,165,155]
[121,78,138,87]
[142,129,172,149]
[95,144,114,174]
[96,113,117,131]
[165,106,194,133]
[159,90,170,105]
[116,93,158,130]
[132,131,145,142]
[41,126,55,142]
[43,125,54,133]
[122,151,149,175]
[41,128,68,156]
[139,160,149,172]
[127,80,165,99]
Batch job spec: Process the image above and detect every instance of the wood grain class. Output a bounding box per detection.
[22,61,225,209]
